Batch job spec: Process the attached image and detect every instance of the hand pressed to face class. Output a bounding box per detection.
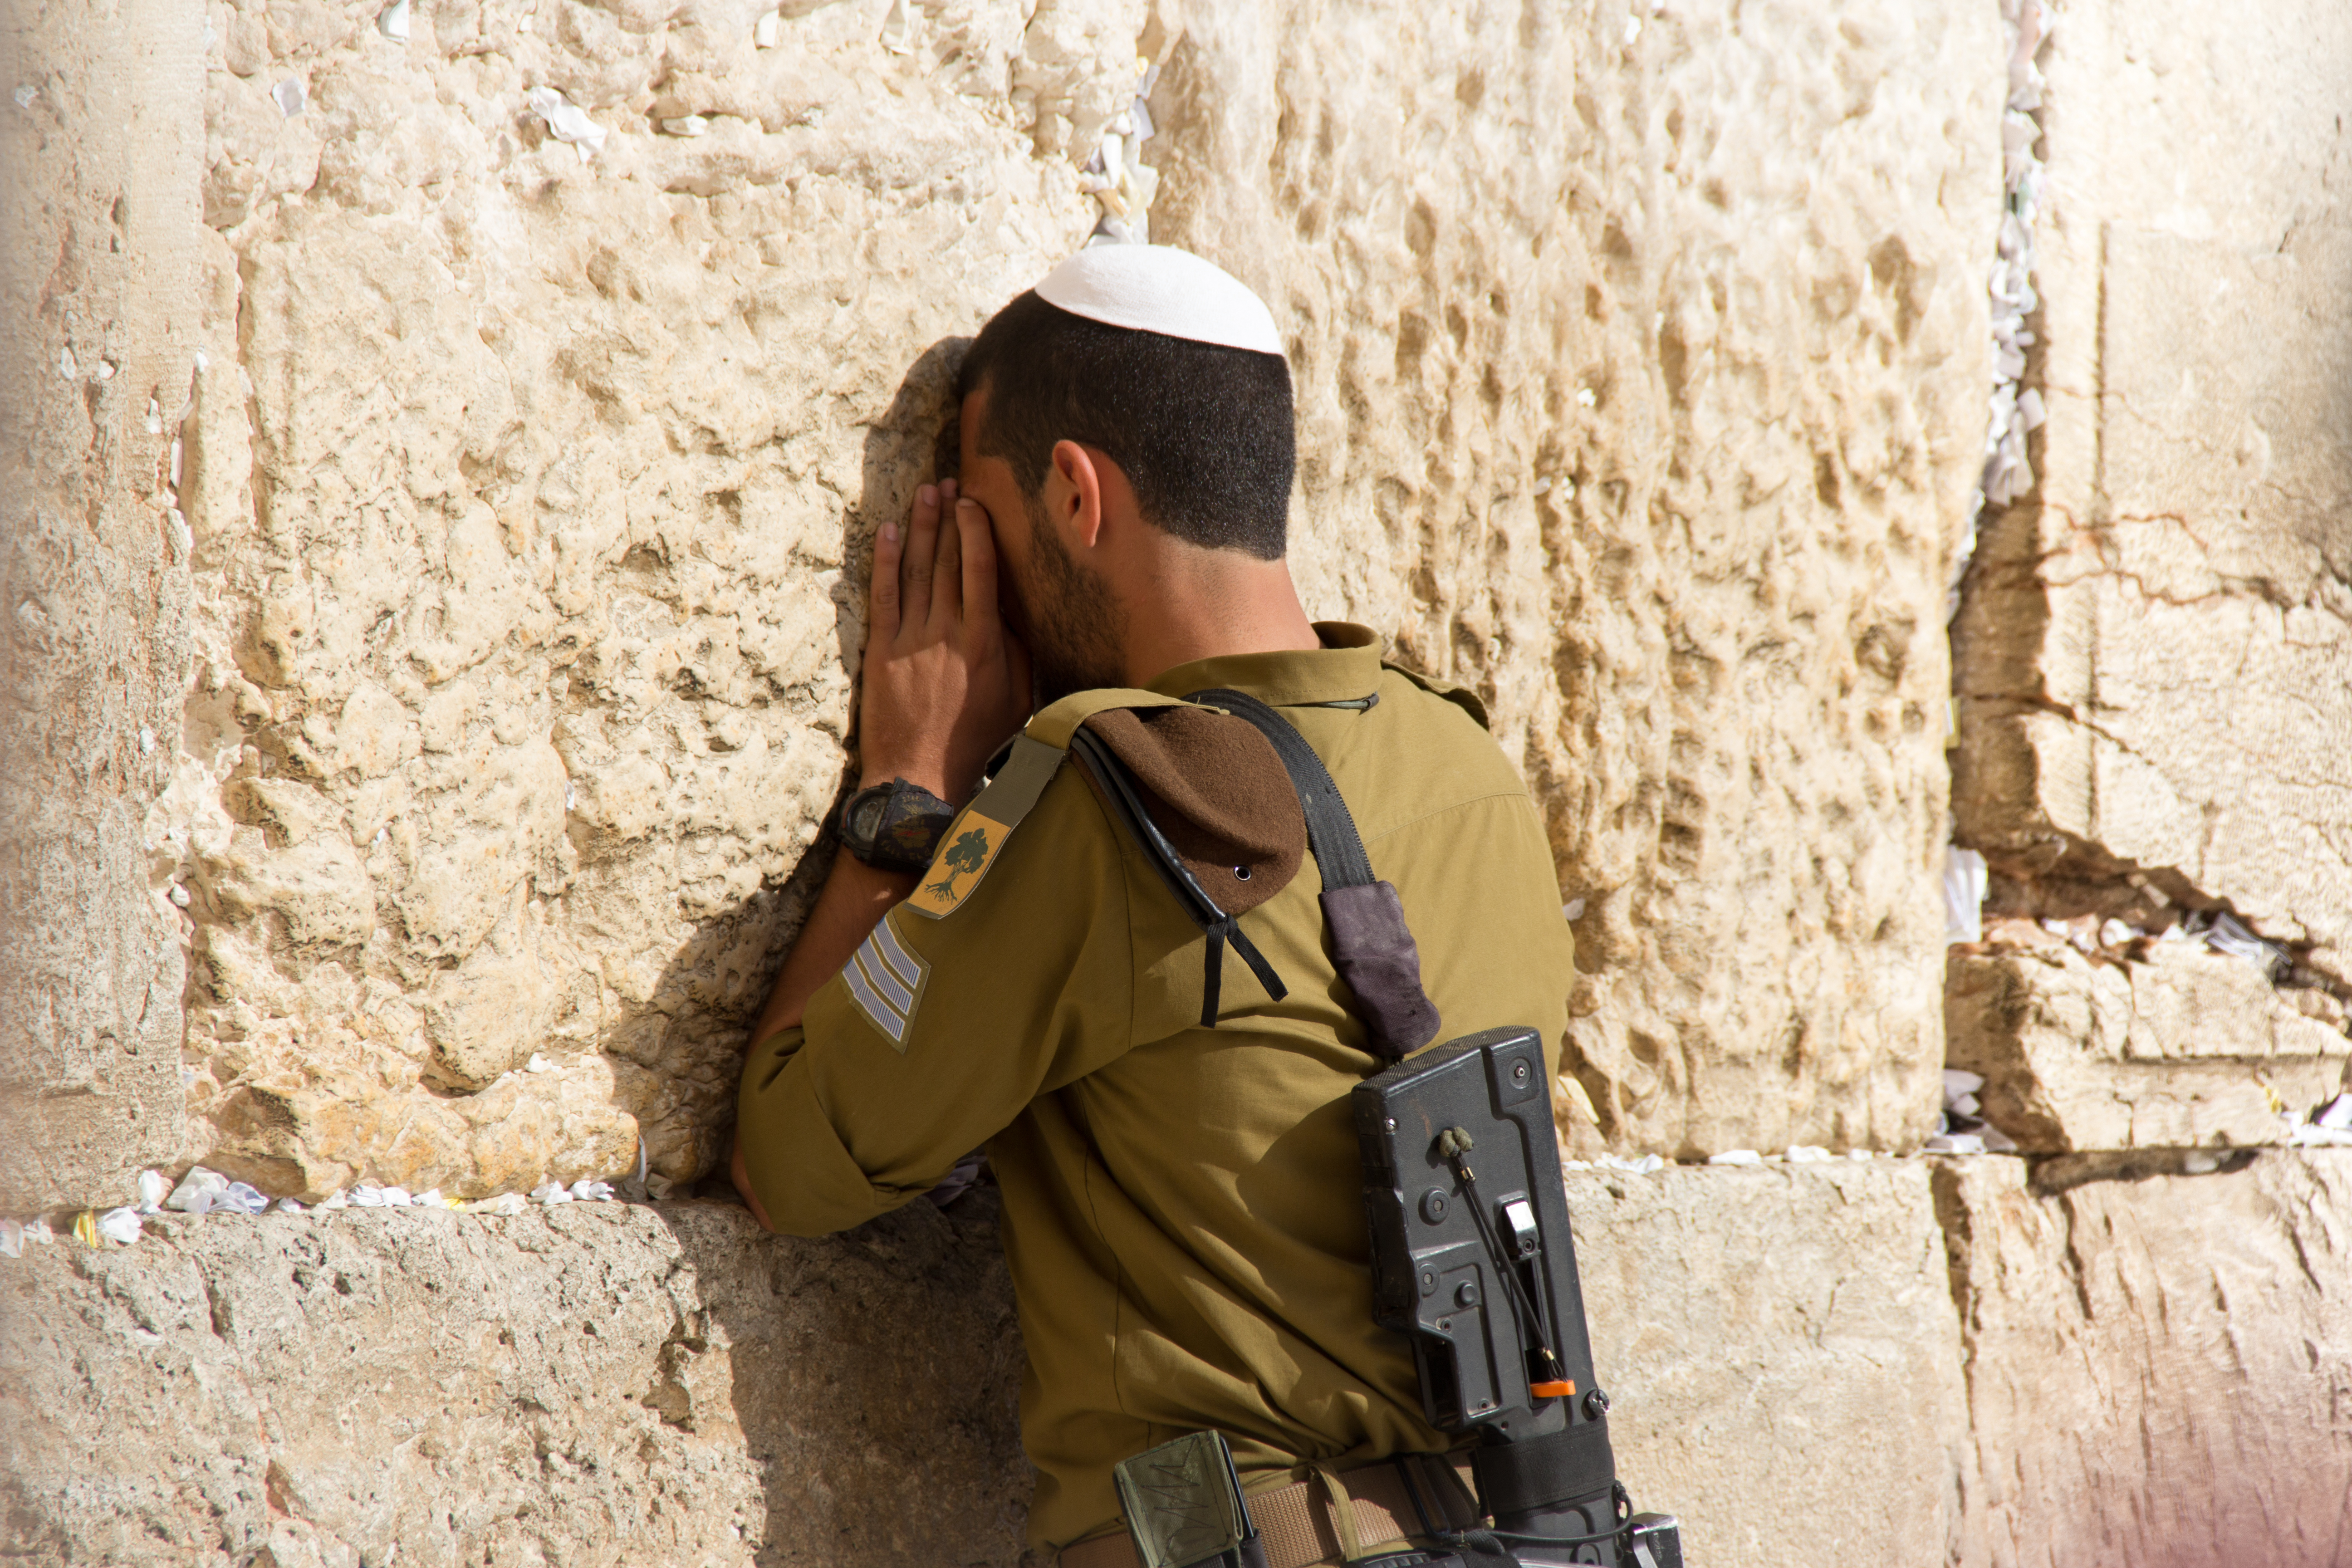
[956,388,1127,703]
[856,478,1033,804]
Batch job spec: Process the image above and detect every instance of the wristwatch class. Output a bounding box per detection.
[839,777,959,872]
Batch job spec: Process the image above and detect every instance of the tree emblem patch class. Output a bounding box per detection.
[903,808,1012,918]
[927,828,990,899]
[896,731,1070,920]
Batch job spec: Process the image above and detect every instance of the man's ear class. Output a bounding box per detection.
[1049,439,1105,551]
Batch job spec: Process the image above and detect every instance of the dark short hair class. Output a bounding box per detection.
[955,290,1295,560]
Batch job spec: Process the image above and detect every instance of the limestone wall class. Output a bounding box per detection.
[8,0,2352,1565]
[1937,1152,2352,1568]
[1945,0,2352,1149]
[1,1161,1973,1568]
[1921,7,2352,1563]
[1,1198,1029,1567]
[0,0,2005,1209]
[1946,941,2346,1152]
[1570,1161,1972,1565]
[151,0,1166,1200]
[13,1152,2347,1567]
[1156,0,1998,1160]
[0,0,205,1213]
[1949,0,2352,965]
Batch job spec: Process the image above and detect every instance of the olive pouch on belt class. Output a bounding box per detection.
[1113,1431,1269,1568]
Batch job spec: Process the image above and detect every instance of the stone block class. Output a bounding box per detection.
[1935,1151,2352,1568]
[1567,1160,1975,1568]
[0,1199,1029,1567]
[1946,942,2350,1152]
[150,0,1151,1198]
[1951,0,2352,973]
[0,0,207,1211]
[25,0,2001,1204]
[1,1161,1977,1568]
[1156,0,2003,1157]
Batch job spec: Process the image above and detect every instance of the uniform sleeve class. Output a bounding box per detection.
[735,767,1137,1236]
[1376,789,1574,1078]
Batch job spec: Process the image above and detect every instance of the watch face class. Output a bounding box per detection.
[850,796,886,842]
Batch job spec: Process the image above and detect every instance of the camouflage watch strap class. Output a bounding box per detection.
[840,778,959,873]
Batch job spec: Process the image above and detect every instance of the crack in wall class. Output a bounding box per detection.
[1947,0,2352,1010]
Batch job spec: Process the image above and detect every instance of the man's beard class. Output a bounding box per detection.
[1005,495,1126,705]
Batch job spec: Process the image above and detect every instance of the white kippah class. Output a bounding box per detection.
[1032,244,1284,356]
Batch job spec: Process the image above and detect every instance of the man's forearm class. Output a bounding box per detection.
[733,471,1029,1227]
[733,849,917,1230]
[749,849,919,1044]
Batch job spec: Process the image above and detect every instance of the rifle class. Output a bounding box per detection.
[1354,1028,1684,1568]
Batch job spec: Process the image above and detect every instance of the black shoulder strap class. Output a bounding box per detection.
[1187,689,1441,1061]
[1068,727,1287,1027]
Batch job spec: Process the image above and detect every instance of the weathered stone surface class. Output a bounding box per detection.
[123,0,2005,1201]
[0,1198,1029,1566]
[153,0,1166,1198]
[1936,1151,2352,1568]
[14,0,2002,1205]
[1155,0,2002,1157]
[0,0,207,1211]
[1951,0,2352,975]
[3,1161,1975,1568]
[1947,941,2352,1151]
[1567,1159,1974,1568]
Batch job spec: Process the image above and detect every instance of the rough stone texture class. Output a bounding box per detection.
[153,0,1173,1199]
[0,1197,1029,1567]
[3,1162,1972,1568]
[1566,1160,1976,1568]
[6,0,2003,1204]
[1947,941,2352,1151]
[1155,0,2001,1158]
[1936,1151,2352,1568]
[0,0,206,1211]
[1950,0,2352,975]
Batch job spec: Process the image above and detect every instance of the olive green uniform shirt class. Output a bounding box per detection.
[737,625,1573,1551]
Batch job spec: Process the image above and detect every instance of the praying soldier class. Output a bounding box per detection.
[733,245,1575,1567]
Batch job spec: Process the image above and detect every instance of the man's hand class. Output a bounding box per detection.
[858,478,1032,802]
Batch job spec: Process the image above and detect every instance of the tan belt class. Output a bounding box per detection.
[1058,1455,1482,1568]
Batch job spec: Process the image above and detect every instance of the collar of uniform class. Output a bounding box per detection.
[1143,622,1384,706]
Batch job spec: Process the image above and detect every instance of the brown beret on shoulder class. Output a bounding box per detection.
[1077,705,1306,914]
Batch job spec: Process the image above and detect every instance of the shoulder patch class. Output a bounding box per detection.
[842,910,931,1049]
[902,735,1063,919]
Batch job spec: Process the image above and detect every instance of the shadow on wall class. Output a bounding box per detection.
[660,1194,1034,1565]
[645,339,1044,1560]
[0,1194,1034,1564]
[640,337,976,1191]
